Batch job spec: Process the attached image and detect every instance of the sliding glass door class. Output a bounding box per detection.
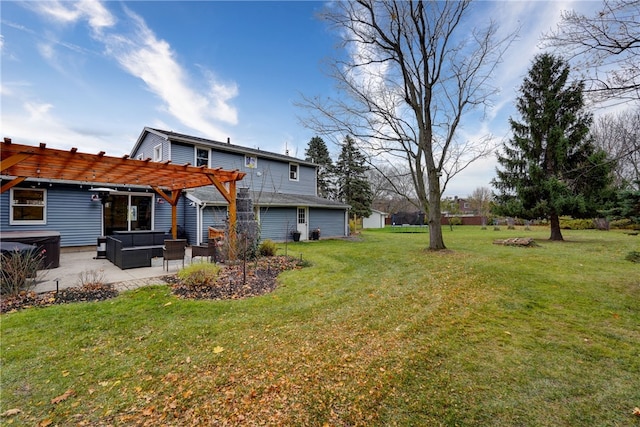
[103,193,153,235]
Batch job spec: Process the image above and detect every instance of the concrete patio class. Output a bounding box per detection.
[32,247,202,294]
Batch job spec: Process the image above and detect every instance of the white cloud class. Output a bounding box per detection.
[101,9,238,140]
[28,0,115,31]
[3,99,131,155]
[442,155,497,198]
[21,1,239,141]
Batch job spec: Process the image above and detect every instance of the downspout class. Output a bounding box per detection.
[198,203,206,246]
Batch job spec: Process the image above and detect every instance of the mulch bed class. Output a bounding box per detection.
[1,256,303,314]
[0,283,119,314]
[170,256,303,300]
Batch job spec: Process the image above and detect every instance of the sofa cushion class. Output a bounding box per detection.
[116,234,134,247]
[153,233,165,245]
[134,233,154,246]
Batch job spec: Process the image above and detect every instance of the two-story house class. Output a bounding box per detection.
[0,128,349,249]
[132,128,350,244]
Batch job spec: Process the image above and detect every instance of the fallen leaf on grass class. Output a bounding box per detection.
[51,389,75,404]
[163,302,172,307]
[0,408,22,417]
[633,407,640,417]
[142,406,155,416]
[39,418,53,427]
[213,346,224,354]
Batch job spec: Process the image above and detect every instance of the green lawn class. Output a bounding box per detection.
[1,227,639,426]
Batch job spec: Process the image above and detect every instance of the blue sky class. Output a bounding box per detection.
[1,1,613,197]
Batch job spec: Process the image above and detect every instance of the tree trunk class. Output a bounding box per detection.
[427,171,446,250]
[549,213,564,241]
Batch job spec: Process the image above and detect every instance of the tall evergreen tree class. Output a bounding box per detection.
[492,53,613,241]
[304,136,335,199]
[335,135,373,220]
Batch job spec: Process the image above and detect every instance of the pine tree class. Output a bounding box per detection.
[492,53,613,241]
[335,135,373,220]
[304,136,335,199]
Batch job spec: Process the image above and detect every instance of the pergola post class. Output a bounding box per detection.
[152,187,182,239]
[227,180,237,247]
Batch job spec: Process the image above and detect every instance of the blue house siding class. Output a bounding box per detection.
[210,150,243,170]
[234,159,316,196]
[47,187,103,246]
[169,142,198,166]
[183,200,198,245]
[0,184,103,247]
[0,127,346,248]
[0,184,198,247]
[153,196,189,240]
[259,207,297,241]
[135,132,165,160]
[134,129,318,197]
[309,208,346,238]
[197,206,228,243]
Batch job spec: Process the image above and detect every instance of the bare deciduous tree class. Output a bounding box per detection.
[590,108,640,190]
[367,164,420,213]
[300,1,514,250]
[468,186,493,217]
[543,0,640,103]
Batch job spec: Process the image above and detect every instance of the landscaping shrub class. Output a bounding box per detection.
[177,263,221,287]
[559,218,595,230]
[625,251,640,263]
[258,239,277,257]
[609,218,637,229]
[77,269,106,287]
[0,248,46,296]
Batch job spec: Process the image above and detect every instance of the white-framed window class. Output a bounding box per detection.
[245,155,257,169]
[289,163,299,181]
[153,144,162,162]
[10,188,46,225]
[196,147,210,167]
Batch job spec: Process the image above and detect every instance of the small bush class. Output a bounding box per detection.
[77,269,106,287]
[258,239,277,257]
[559,218,595,230]
[448,217,462,226]
[625,251,640,263]
[0,248,46,296]
[609,218,636,229]
[177,263,221,287]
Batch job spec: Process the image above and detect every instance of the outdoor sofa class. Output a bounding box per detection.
[105,230,169,269]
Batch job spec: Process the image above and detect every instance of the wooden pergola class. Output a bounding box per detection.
[0,138,246,241]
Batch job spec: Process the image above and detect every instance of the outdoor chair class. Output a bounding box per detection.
[191,241,216,263]
[163,239,186,271]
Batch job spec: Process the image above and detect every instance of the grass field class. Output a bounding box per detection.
[1,226,639,426]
